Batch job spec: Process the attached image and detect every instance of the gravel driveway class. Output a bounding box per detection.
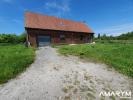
[0,46,132,100]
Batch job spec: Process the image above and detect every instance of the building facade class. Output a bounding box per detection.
[25,12,94,47]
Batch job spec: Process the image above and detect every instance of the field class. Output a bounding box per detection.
[0,44,35,84]
[95,39,133,44]
[58,43,133,77]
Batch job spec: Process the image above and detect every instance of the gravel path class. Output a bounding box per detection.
[0,46,132,100]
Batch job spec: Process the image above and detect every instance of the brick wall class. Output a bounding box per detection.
[26,28,94,47]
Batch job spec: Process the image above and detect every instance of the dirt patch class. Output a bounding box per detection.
[0,47,132,100]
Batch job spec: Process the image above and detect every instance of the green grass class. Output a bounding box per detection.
[95,40,133,44]
[0,44,35,84]
[58,43,133,77]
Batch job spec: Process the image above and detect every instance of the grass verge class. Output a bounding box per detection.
[58,43,133,77]
[0,44,35,84]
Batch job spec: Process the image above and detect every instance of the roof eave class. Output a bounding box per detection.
[25,27,94,34]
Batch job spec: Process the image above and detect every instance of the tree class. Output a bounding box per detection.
[98,33,100,39]
[0,32,26,43]
[18,32,26,43]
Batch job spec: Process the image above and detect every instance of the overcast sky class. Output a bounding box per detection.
[0,0,133,36]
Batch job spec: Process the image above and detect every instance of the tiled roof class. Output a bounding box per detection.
[25,12,93,33]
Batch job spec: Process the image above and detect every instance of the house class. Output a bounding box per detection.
[25,12,94,47]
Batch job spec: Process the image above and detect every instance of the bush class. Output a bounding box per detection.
[18,33,26,43]
[0,33,26,43]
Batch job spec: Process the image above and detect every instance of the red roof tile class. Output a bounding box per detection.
[25,12,93,33]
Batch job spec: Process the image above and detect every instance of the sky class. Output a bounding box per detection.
[0,0,133,36]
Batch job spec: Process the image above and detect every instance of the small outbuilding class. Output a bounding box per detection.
[25,12,94,47]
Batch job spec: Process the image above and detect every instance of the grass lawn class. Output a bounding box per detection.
[58,43,133,77]
[0,44,35,84]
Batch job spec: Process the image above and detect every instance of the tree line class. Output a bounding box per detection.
[96,31,133,40]
[0,31,133,44]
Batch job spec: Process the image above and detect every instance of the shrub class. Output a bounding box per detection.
[18,33,26,43]
[0,33,26,43]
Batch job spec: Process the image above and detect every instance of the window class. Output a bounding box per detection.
[60,34,65,40]
[80,35,83,41]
